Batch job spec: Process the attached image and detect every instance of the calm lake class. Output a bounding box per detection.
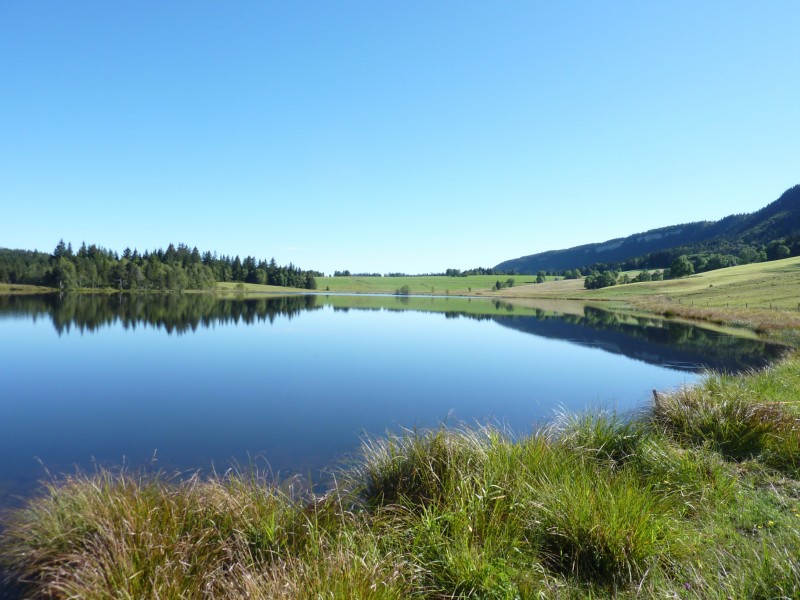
[0,293,786,507]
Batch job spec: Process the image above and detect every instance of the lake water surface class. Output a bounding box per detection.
[0,293,786,507]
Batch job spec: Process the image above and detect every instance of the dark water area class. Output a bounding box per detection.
[0,293,785,512]
[494,307,786,373]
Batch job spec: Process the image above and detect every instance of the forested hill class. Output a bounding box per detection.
[0,242,320,291]
[495,185,800,274]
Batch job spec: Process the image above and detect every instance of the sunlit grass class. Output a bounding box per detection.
[316,274,549,296]
[214,281,311,295]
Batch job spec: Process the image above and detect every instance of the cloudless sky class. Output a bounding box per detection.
[1,1,798,274]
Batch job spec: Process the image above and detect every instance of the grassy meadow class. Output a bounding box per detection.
[587,257,800,310]
[455,256,800,308]
[213,281,315,295]
[2,259,800,597]
[316,274,545,296]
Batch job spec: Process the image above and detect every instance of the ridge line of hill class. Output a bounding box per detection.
[495,184,800,274]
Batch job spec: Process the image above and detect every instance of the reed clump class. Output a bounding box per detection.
[652,361,800,475]
[2,354,800,598]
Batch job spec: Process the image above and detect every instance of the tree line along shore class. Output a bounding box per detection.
[0,241,319,292]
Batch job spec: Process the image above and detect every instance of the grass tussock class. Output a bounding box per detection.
[3,355,800,598]
[0,471,414,599]
[653,360,800,474]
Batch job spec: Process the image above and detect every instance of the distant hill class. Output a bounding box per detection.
[495,185,800,274]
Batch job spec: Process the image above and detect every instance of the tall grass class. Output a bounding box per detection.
[652,361,800,474]
[2,354,800,598]
[0,470,414,599]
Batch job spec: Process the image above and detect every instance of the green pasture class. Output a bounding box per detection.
[585,256,800,310]
[488,257,800,311]
[214,281,313,295]
[316,274,543,295]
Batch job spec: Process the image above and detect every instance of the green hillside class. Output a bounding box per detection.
[496,185,800,273]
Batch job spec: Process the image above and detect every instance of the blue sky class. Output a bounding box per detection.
[2,1,798,274]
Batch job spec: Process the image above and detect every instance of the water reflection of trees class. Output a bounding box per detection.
[0,294,320,335]
[0,295,785,372]
[494,306,786,373]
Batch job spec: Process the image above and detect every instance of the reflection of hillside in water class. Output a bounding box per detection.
[0,295,785,373]
[492,306,786,373]
[323,298,786,373]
